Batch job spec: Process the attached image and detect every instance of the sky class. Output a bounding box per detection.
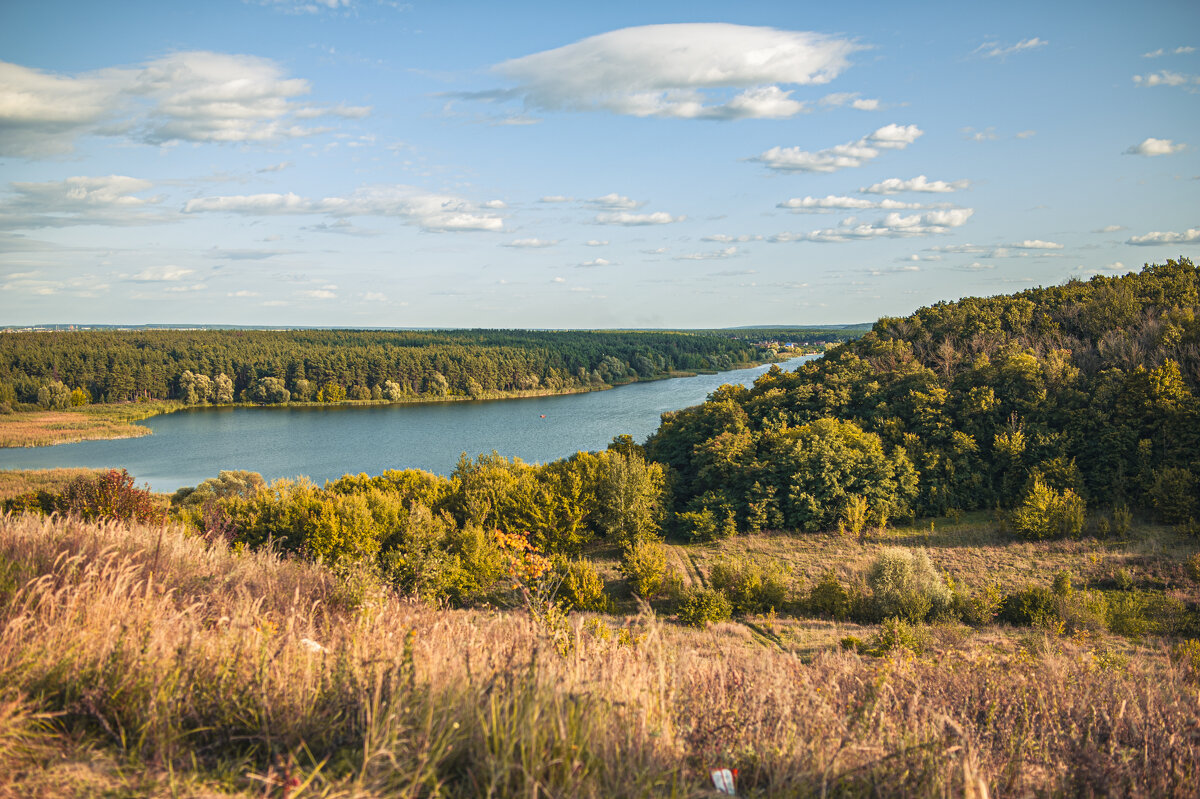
[0,0,1197,328]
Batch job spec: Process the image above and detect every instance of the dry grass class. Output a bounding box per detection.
[0,469,107,502]
[0,512,1197,797]
[0,401,181,448]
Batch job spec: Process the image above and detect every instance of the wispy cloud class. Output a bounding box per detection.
[0,175,168,230]
[1132,70,1200,88]
[1142,45,1196,58]
[972,38,1047,59]
[585,193,643,210]
[777,195,928,212]
[184,185,504,232]
[502,238,558,248]
[593,211,684,226]
[674,246,739,260]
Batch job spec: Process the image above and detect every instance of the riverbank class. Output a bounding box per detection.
[0,356,809,449]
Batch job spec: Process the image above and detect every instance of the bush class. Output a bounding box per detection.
[57,469,165,525]
[1000,585,1057,627]
[866,547,952,623]
[806,570,853,620]
[1150,467,1198,526]
[708,556,789,615]
[620,538,668,598]
[1172,639,1200,683]
[555,556,609,612]
[950,580,1003,627]
[677,587,732,628]
[1186,552,1200,583]
[1010,478,1086,540]
[870,616,926,655]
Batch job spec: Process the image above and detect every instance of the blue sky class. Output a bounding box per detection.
[0,0,1197,327]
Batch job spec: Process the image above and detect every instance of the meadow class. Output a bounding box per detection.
[0,507,1197,798]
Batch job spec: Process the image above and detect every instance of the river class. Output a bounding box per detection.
[0,355,817,492]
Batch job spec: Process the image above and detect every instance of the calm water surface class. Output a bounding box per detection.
[0,355,816,492]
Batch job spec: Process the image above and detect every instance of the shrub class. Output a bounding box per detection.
[950,581,1003,627]
[57,469,165,525]
[676,506,736,542]
[1186,552,1200,583]
[1010,478,1086,540]
[620,538,668,598]
[1052,570,1073,596]
[1000,585,1057,627]
[867,547,952,623]
[870,617,926,655]
[555,556,609,612]
[708,556,789,615]
[806,570,853,620]
[677,587,732,628]
[1172,639,1200,683]
[1150,467,1198,525]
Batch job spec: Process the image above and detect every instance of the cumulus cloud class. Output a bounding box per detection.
[752,124,922,173]
[1141,46,1195,57]
[674,246,739,260]
[973,38,1048,59]
[0,175,168,230]
[0,52,367,157]
[503,237,558,248]
[1124,137,1187,156]
[1133,71,1199,88]
[486,23,860,120]
[1093,224,1125,233]
[778,195,928,212]
[586,193,643,210]
[184,185,504,232]
[771,208,973,243]
[583,239,608,246]
[578,257,611,267]
[538,195,572,203]
[593,211,684,226]
[300,288,336,299]
[1126,229,1200,246]
[860,175,969,194]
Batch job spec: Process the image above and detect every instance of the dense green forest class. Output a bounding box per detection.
[648,258,1200,533]
[0,328,824,408]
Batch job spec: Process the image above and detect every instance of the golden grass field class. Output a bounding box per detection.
[0,510,1196,797]
[0,401,181,448]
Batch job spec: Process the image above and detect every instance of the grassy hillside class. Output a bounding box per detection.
[0,512,1197,797]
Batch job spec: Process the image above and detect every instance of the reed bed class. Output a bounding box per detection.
[0,512,1196,797]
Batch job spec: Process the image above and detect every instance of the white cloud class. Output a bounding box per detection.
[1133,70,1199,88]
[1144,46,1194,57]
[482,199,508,209]
[586,193,643,210]
[778,195,929,212]
[593,211,684,225]
[125,265,194,282]
[257,161,293,173]
[584,239,608,246]
[0,175,168,230]
[229,289,260,297]
[579,257,611,267]
[0,52,365,157]
[819,92,880,110]
[702,233,762,243]
[184,185,504,232]
[771,208,973,243]
[1126,228,1200,246]
[1015,130,1036,139]
[503,238,558,248]
[300,289,336,299]
[752,124,922,173]
[363,291,388,301]
[973,38,1048,59]
[861,175,969,194]
[1124,137,1186,156]
[489,23,860,120]
[1093,224,1125,233]
[538,195,572,203]
[962,126,997,141]
[257,0,355,14]
[1006,239,1063,250]
[675,246,739,260]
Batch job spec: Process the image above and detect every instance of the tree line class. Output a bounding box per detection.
[0,328,791,408]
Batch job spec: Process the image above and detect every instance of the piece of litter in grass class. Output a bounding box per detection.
[711,768,736,795]
[300,638,326,653]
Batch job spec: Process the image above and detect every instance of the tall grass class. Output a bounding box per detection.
[0,512,1197,796]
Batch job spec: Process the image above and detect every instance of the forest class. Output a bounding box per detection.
[0,327,849,409]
